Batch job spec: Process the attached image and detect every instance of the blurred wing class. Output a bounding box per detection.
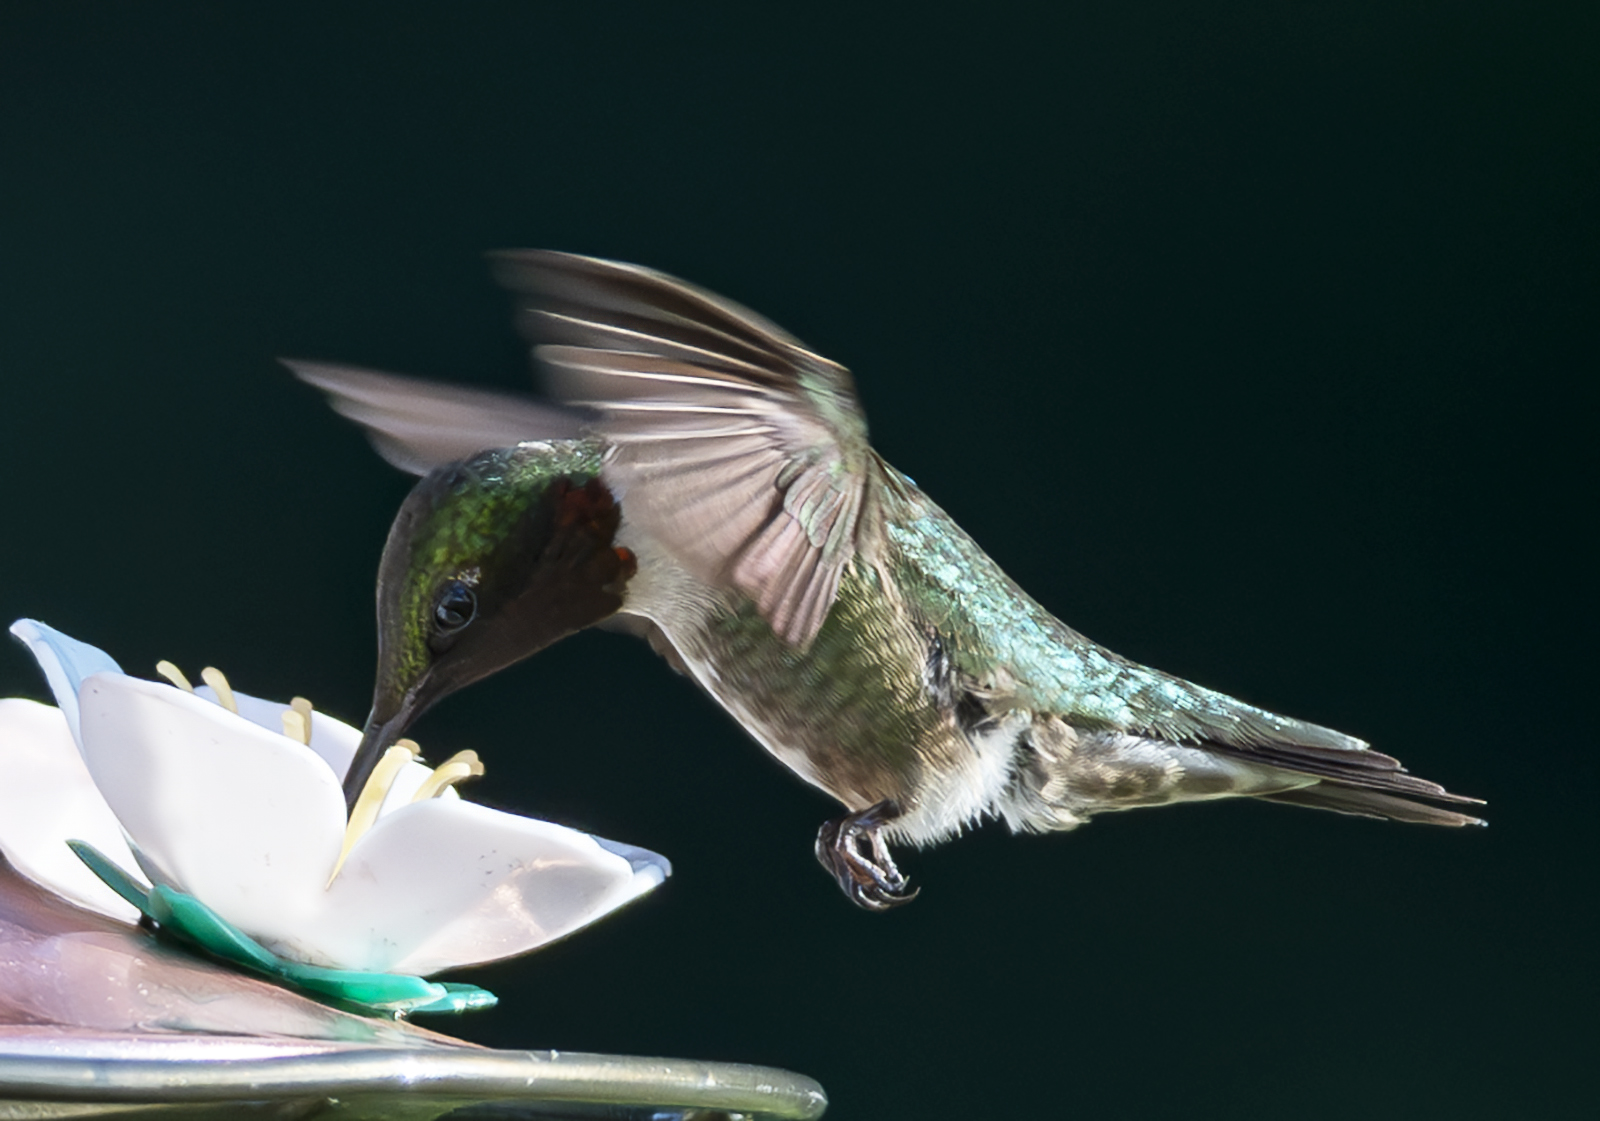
[492,250,874,648]
[286,360,585,475]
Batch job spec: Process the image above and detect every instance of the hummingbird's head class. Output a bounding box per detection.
[347,440,633,807]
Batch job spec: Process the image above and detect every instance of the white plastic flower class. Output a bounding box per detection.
[0,620,668,978]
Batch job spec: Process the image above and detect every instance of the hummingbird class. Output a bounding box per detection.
[292,251,1483,911]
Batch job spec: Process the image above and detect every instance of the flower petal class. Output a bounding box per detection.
[314,799,668,975]
[0,699,144,923]
[8,620,122,746]
[195,685,365,784]
[191,683,445,813]
[75,672,346,953]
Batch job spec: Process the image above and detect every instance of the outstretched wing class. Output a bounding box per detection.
[287,360,585,475]
[492,251,875,648]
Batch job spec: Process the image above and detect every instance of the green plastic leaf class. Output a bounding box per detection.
[411,982,500,1014]
[147,885,281,974]
[276,960,446,1010]
[65,840,150,913]
[67,839,496,1017]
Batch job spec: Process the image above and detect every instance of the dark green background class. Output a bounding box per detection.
[1,4,1592,1117]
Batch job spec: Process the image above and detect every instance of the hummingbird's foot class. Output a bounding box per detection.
[815,801,919,912]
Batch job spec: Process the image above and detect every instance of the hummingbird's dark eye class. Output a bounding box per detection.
[433,581,477,632]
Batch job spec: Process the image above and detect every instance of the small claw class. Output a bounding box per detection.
[815,801,920,912]
[849,877,919,913]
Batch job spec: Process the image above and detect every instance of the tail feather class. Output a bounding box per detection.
[1203,736,1483,807]
[1259,783,1486,827]
[1197,730,1485,826]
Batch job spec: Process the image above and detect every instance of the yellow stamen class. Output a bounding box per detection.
[410,750,485,802]
[327,742,417,887]
[281,707,310,746]
[199,667,238,713]
[155,661,194,692]
[286,697,315,746]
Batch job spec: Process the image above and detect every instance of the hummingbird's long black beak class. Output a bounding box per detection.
[345,692,422,811]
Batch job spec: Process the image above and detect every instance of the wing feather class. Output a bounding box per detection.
[497,251,874,647]
[528,309,788,382]
[286,361,584,475]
